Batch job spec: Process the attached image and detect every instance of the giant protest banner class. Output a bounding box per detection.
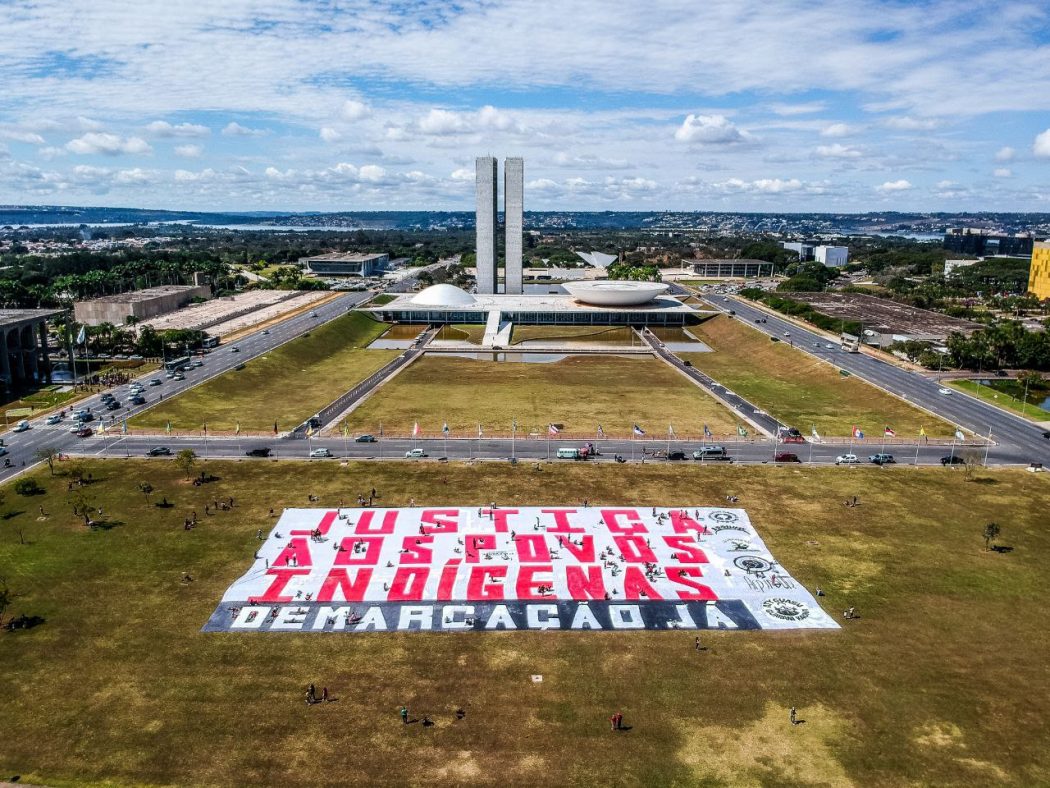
[204,506,838,633]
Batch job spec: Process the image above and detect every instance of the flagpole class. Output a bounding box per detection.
[914,436,921,466]
[949,432,957,463]
[808,430,815,463]
[379,423,383,460]
[512,421,517,462]
[342,425,348,460]
[983,427,992,466]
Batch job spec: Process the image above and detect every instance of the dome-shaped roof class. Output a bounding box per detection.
[410,284,476,307]
[562,280,669,306]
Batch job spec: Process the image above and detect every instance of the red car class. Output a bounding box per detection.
[774,452,801,463]
[75,427,93,438]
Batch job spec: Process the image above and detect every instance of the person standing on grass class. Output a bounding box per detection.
[695,636,702,651]
[790,707,797,725]
[400,705,409,724]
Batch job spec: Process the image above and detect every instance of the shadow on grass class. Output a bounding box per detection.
[88,519,124,531]
[4,614,45,632]
[970,477,999,486]
[991,544,1014,554]
[2,510,26,520]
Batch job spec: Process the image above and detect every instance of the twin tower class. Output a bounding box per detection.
[475,156,523,294]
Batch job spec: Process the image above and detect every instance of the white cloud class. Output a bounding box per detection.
[450,167,473,181]
[358,164,386,182]
[993,167,1012,178]
[1034,129,1050,158]
[820,123,853,138]
[769,101,826,116]
[174,168,216,182]
[77,116,104,131]
[876,179,912,191]
[815,143,862,158]
[418,109,470,136]
[222,122,266,137]
[174,144,202,158]
[145,120,209,137]
[0,129,45,145]
[66,132,152,156]
[342,100,372,121]
[674,114,747,145]
[995,146,1015,162]
[319,127,342,143]
[884,116,939,131]
[712,177,804,193]
[114,167,153,184]
[936,179,956,189]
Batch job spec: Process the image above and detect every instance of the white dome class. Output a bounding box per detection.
[562,280,669,306]
[411,284,476,307]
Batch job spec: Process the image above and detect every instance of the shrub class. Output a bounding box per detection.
[14,479,43,496]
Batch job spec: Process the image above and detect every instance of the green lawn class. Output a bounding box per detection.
[345,353,740,437]
[950,379,1050,422]
[682,316,955,438]
[1,460,1048,785]
[132,312,396,432]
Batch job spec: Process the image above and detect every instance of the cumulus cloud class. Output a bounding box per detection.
[66,132,152,156]
[342,100,372,121]
[0,129,45,145]
[995,146,1015,162]
[820,123,853,138]
[319,126,342,143]
[769,101,826,116]
[993,167,1011,178]
[674,114,748,145]
[876,179,912,191]
[712,177,804,193]
[174,144,202,158]
[884,116,939,131]
[222,122,266,137]
[815,143,862,158]
[145,120,209,137]
[1034,129,1050,158]
[450,167,473,181]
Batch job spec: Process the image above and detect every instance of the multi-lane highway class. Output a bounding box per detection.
[0,291,372,481]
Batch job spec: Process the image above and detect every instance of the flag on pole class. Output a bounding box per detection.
[342,422,349,438]
[203,422,208,436]
[736,425,748,437]
[379,423,384,437]
[235,422,241,436]
[512,420,518,432]
[954,428,965,441]
[703,424,713,438]
[412,422,420,437]
[811,426,821,442]
[852,425,864,439]
[633,424,645,436]
[306,425,314,437]
[596,424,605,438]
[165,420,172,435]
[76,325,86,345]
[442,422,449,435]
[121,418,128,435]
[548,424,559,436]
[919,425,927,438]
[668,424,676,439]
[273,420,278,435]
[478,423,483,438]
[884,426,896,437]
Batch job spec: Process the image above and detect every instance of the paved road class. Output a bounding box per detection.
[715,294,1050,465]
[0,291,373,481]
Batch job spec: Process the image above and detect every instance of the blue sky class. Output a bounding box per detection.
[1,0,1049,212]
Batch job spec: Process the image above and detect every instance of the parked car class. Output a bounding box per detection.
[355,434,377,443]
[76,427,93,438]
[246,447,272,458]
[147,446,172,456]
[869,453,896,465]
[405,448,426,458]
[835,453,860,465]
[940,455,965,465]
[774,452,800,463]
[309,448,333,458]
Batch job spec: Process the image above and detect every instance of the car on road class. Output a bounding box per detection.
[13,420,30,432]
[693,446,730,461]
[774,452,801,463]
[245,447,272,458]
[0,446,7,457]
[310,311,319,318]
[75,427,93,438]
[309,448,333,458]
[147,446,172,456]
[405,448,426,458]
[73,410,94,422]
[262,329,270,335]
[46,414,63,425]
[835,453,860,465]
[101,392,114,402]
[940,455,965,465]
[783,331,791,336]
[230,346,240,353]
[149,378,163,386]
[1042,430,1050,439]
[824,344,835,350]
[173,373,185,381]
[355,434,377,443]
[106,400,122,410]
[666,450,687,461]
[869,453,896,465]
[129,395,146,405]
[937,387,953,395]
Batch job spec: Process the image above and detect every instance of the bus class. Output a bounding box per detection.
[164,355,191,372]
[201,335,220,349]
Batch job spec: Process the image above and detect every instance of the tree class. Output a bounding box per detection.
[983,522,1001,550]
[175,449,198,479]
[14,478,42,496]
[35,446,60,475]
[0,576,12,628]
[138,482,154,504]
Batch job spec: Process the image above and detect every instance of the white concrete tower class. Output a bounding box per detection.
[475,156,498,294]
[504,157,524,294]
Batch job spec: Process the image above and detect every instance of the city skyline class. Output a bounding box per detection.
[0,1,1049,212]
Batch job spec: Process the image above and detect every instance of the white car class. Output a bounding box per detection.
[405,448,426,458]
[835,454,860,465]
[46,414,63,425]
[13,420,30,432]
[938,387,953,395]
[309,447,332,458]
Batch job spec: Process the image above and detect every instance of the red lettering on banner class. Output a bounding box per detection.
[516,565,554,600]
[565,565,606,599]
[558,534,595,563]
[601,508,647,534]
[420,509,460,534]
[252,568,310,603]
[388,567,430,601]
[542,508,585,533]
[515,534,551,563]
[317,567,373,602]
[437,560,461,600]
[274,537,312,568]
[354,510,399,535]
[465,534,496,563]
[291,509,337,536]
[486,509,519,532]
[622,566,663,600]
[670,510,707,535]
[667,566,718,600]
[614,535,658,563]
[333,536,383,565]
[467,566,507,600]
[663,536,710,564]
[399,535,433,564]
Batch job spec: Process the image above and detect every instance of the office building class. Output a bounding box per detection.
[943,229,1034,257]
[504,157,524,294]
[0,308,64,389]
[73,285,211,326]
[814,245,849,267]
[1029,241,1050,300]
[691,259,775,278]
[782,241,816,261]
[475,156,498,294]
[298,252,387,277]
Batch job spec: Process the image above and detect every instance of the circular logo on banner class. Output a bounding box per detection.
[709,511,739,523]
[762,598,811,622]
[734,555,773,574]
